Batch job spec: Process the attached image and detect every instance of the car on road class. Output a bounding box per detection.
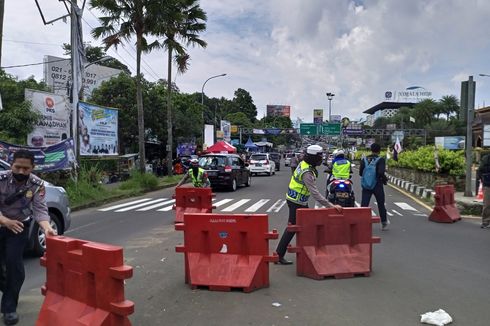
[269,152,281,171]
[0,159,71,256]
[199,154,251,191]
[284,153,294,167]
[249,153,276,176]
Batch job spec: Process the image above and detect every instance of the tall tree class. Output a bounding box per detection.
[153,0,207,176]
[62,43,131,74]
[439,95,459,120]
[231,88,257,121]
[91,0,160,173]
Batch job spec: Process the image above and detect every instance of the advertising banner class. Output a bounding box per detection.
[177,143,197,156]
[266,105,291,117]
[78,102,118,156]
[204,124,215,149]
[231,125,239,134]
[330,115,342,123]
[435,136,465,150]
[220,120,231,142]
[313,109,323,124]
[25,89,70,147]
[0,139,76,172]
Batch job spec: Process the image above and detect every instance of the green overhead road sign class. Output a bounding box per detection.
[300,123,319,135]
[321,123,341,135]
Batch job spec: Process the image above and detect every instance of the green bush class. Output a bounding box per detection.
[388,146,465,176]
[66,165,107,206]
[119,172,159,191]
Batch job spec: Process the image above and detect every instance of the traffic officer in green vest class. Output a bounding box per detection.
[331,149,352,179]
[275,145,343,265]
[176,158,210,188]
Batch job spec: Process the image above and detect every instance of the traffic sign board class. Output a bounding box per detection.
[321,123,341,135]
[300,123,319,135]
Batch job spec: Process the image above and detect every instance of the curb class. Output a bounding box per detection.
[71,182,179,212]
[386,174,482,218]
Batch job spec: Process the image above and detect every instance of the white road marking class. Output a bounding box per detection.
[267,199,287,213]
[213,199,234,207]
[392,209,403,216]
[222,199,251,212]
[157,200,177,211]
[387,211,394,217]
[394,202,418,211]
[137,199,176,211]
[245,199,270,212]
[98,198,152,211]
[115,198,168,212]
[413,213,428,217]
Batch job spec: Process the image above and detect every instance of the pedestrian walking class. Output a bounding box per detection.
[477,154,490,229]
[276,145,342,265]
[0,150,57,325]
[360,143,389,230]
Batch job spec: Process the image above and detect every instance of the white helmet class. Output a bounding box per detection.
[306,144,323,155]
[336,149,345,156]
[190,158,199,166]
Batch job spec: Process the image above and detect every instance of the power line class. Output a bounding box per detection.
[86,8,161,80]
[1,58,68,69]
[3,39,61,46]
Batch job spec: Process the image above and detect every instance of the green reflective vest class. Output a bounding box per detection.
[332,159,351,179]
[190,168,205,187]
[286,161,318,205]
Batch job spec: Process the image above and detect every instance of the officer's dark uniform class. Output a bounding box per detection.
[0,171,49,314]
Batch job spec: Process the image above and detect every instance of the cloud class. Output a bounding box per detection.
[3,0,490,122]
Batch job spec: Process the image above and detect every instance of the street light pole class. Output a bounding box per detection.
[326,92,335,122]
[201,73,227,147]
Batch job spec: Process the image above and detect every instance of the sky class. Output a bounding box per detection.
[3,0,490,123]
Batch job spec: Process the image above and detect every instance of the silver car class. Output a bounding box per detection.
[0,159,71,256]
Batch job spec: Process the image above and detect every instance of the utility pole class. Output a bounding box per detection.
[70,0,83,160]
[462,76,476,197]
[0,0,4,66]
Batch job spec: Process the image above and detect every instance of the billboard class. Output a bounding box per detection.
[435,136,465,150]
[204,124,214,149]
[0,139,76,172]
[44,55,123,98]
[384,86,432,102]
[25,89,71,147]
[330,115,341,123]
[266,105,291,117]
[220,120,231,142]
[78,102,118,156]
[313,109,323,124]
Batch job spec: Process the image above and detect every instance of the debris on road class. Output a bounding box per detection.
[272,302,282,307]
[160,257,167,262]
[420,309,453,326]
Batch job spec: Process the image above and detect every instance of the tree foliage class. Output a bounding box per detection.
[62,43,131,74]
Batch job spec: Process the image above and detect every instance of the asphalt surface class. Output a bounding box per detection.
[18,161,490,325]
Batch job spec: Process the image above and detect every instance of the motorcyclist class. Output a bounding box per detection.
[325,149,353,196]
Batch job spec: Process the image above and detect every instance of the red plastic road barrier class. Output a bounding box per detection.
[429,184,461,223]
[37,236,134,326]
[173,187,214,223]
[287,207,381,280]
[175,213,278,292]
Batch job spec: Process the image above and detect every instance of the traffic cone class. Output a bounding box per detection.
[477,183,483,201]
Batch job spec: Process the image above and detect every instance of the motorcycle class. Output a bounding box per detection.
[326,178,356,207]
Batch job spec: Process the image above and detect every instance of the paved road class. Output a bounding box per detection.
[19,163,490,325]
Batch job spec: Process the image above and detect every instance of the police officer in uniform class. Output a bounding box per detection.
[275,145,343,265]
[176,158,210,188]
[0,150,56,325]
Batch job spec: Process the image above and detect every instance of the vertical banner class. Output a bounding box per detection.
[204,124,215,149]
[25,89,70,147]
[78,102,118,156]
[313,109,323,124]
[220,120,231,143]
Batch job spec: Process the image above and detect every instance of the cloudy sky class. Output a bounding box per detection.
[3,0,490,122]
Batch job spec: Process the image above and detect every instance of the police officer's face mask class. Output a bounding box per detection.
[12,173,29,182]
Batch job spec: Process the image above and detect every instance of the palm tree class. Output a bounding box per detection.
[90,0,159,173]
[439,95,460,120]
[153,0,207,176]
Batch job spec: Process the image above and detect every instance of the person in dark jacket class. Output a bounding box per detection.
[477,154,490,229]
[360,143,389,230]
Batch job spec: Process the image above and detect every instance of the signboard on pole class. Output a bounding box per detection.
[321,123,341,135]
[391,130,405,143]
[300,123,319,135]
[435,136,465,150]
[330,115,341,123]
[313,109,323,124]
[204,124,215,149]
[78,102,118,156]
[220,120,231,142]
[26,89,70,147]
[484,125,490,147]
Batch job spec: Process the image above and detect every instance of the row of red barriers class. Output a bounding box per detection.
[429,184,461,223]
[173,187,215,223]
[37,237,134,326]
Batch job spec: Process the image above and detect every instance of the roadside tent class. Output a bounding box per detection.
[205,141,237,153]
[244,137,258,151]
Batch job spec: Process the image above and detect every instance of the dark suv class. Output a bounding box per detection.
[269,153,281,171]
[199,154,251,191]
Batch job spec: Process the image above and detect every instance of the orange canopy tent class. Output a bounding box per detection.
[204,141,237,153]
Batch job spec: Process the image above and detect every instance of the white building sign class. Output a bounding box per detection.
[384,86,432,103]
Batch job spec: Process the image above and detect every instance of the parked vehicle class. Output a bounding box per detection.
[248,153,276,176]
[199,154,251,191]
[269,152,281,171]
[0,159,71,256]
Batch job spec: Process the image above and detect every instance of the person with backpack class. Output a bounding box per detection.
[477,154,490,229]
[360,143,389,230]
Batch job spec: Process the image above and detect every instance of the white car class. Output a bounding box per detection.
[249,153,276,176]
